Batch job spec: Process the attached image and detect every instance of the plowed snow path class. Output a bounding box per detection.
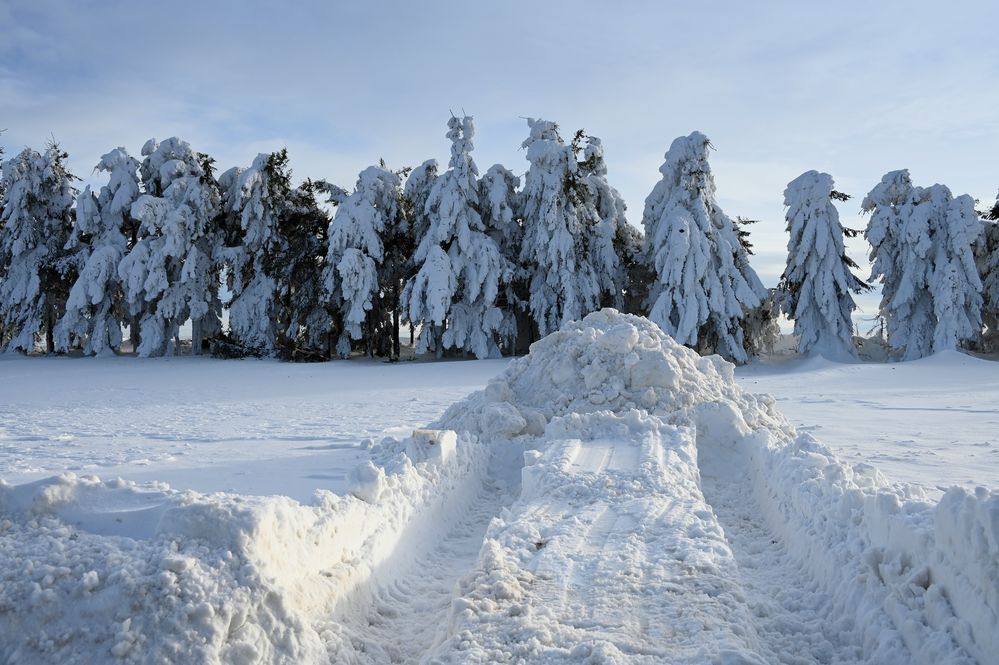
[319,475,510,664]
[699,459,874,664]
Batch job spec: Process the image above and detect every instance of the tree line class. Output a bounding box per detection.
[0,119,996,363]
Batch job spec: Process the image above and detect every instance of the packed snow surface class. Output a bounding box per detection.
[1,310,997,663]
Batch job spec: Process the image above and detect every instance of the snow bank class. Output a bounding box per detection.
[736,430,997,665]
[0,430,491,664]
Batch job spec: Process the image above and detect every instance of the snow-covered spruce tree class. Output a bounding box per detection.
[403,159,438,259]
[863,174,984,358]
[120,137,222,357]
[404,116,506,359]
[519,118,601,337]
[321,164,402,358]
[479,163,524,352]
[862,170,930,358]
[777,171,869,359]
[642,132,767,364]
[0,143,78,353]
[979,194,999,349]
[614,221,650,316]
[56,147,141,355]
[924,185,982,352]
[271,178,341,359]
[578,135,629,309]
[401,159,438,347]
[217,150,292,356]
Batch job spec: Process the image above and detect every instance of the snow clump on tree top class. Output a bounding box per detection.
[434,308,789,440]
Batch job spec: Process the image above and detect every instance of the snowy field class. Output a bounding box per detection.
[2,345,995,497]
[1,313,997,663]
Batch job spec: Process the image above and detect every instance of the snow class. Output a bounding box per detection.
[737,351,999,494]
[1,311,997,663]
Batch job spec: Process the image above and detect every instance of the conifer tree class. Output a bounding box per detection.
[273,179,339,359]
[520,118,601,337]
[0,143,78,353]
[578,135,629,309]
[321,164,402,358]
[778,171,868,359]
[979,193,999,349]
[218,150,291,356]
[404,116,506,359]
[863,173,983,358]
[925,185,983,352]
[120,137,222,356]
[862,170,929,358]
[403,159,438,260]
[642,132,766,364]
[479,163,524,352]
[56,147,140,355]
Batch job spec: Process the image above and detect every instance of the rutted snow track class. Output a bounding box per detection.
[318,474,510,664]
[700,459,870,664]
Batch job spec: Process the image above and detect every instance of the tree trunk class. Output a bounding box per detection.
[409,323,414,346]
[45,311,54,354]
[131,315,141,352]
[192,318,203,356]
[391,283,401,360]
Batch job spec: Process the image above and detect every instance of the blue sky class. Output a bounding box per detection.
[2,0,998,327]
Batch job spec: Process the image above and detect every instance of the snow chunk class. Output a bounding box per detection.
[348,460,386,503]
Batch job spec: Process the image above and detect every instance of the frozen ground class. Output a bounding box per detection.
[0,317,997,663]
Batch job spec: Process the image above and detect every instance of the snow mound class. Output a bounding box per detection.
[434,308,789,438]
[0,431,491,664]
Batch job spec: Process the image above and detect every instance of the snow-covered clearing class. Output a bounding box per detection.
[737,352,999,494]
[1,312,997,663]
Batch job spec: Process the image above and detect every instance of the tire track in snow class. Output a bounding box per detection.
[699,468,871,664]
[318,476,509,664]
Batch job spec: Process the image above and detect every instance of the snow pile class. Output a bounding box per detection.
[428,309,995,663]
[0,430,491,664]
[433,308,789,438]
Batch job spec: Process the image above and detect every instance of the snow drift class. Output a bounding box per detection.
[0,309,995,664]
[0,431,493,664]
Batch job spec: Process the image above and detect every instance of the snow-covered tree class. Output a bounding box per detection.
[119,137,222,356]
[925,185,982,352]
[404,116,506,359]
[479,163,524,352]
[0,144,78,353]
[403,159,438,257]
[269,179,340,359]
[642,132,766,364]
[578,135,630,309]
[862,170,930,358]
[979,193,999,349]
[56,147,140,355]
[322,164,402,358]
[614,221,649,316]
[863,173,983,358]
[218,150,290,355]
[778,170,868,359]
[520,118,601,337]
